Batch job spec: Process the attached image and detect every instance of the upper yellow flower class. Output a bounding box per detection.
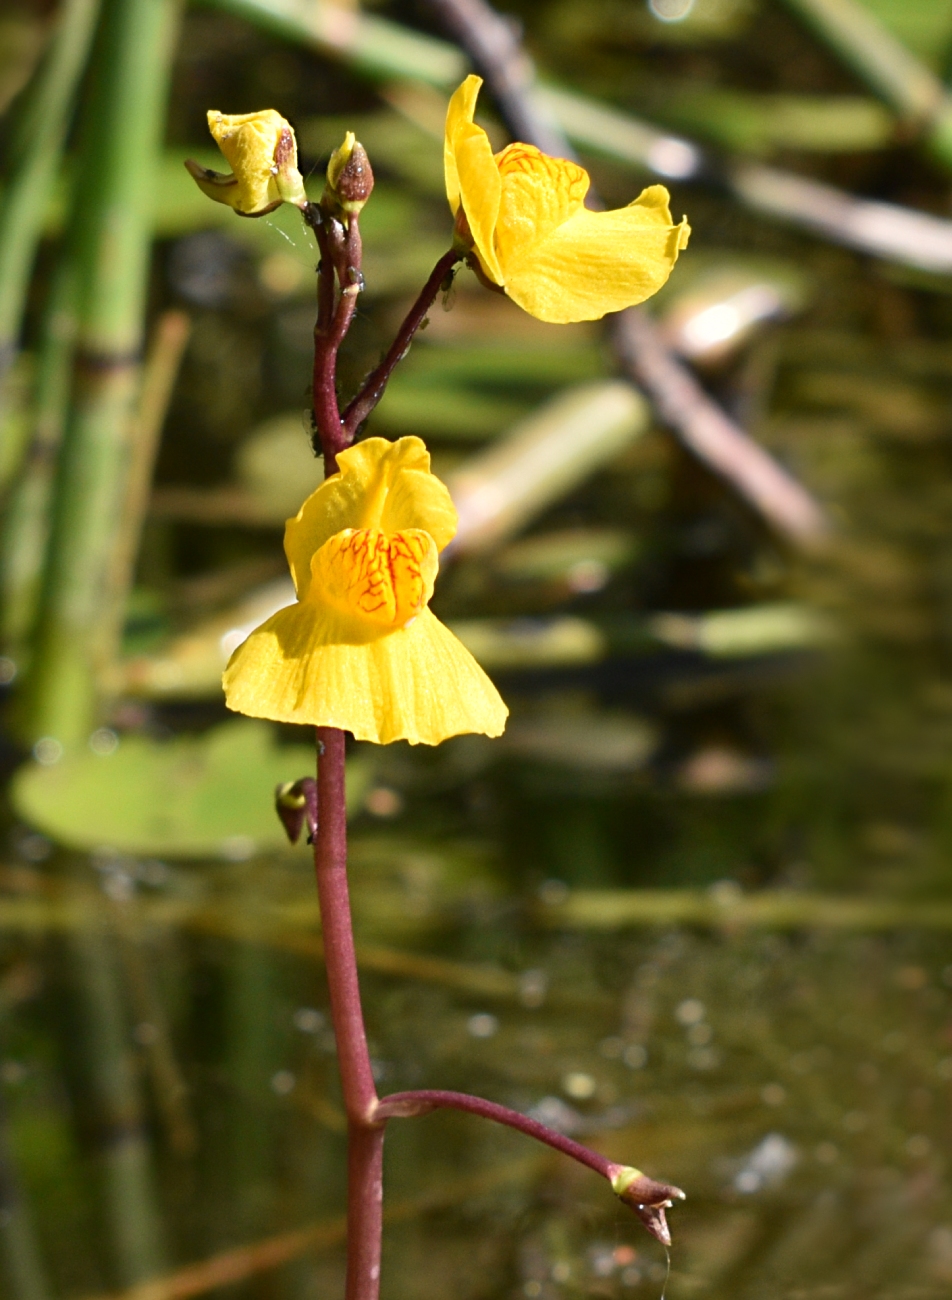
[444,76,690,324]
[223,437,508,745]
[186,109,306,216]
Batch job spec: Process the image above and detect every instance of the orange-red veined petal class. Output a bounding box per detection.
[284,437,457,600]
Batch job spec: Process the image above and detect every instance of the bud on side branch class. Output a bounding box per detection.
[322,131,374,221]
[609,1165,686,1247]
[275,777,318,844]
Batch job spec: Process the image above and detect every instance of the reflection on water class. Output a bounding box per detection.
[1,850,950,1299]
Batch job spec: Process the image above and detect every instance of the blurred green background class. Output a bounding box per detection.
[2,0,952,1297]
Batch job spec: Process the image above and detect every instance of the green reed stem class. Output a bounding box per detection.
[20,0,181,748]
[781,0,952,170]
[0,255,79,664]
[0,0,101,386]
[0,1053,51,1300]
[66,879,167,1285]
[227,907,277,1236]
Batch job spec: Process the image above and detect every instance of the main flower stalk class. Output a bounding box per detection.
[314,727,384,1300]
[306,171,385,1300]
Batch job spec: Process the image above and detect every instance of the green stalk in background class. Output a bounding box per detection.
[0,0,101,392]
[19,0,182,750]
[0,256,79,666]
[0,1070,51,1300]
[227,930,277,1237]
[66,879,167,1286]
[781,0,952,170]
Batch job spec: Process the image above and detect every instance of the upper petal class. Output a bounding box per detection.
[284,437,458,598]
[503,186,691,323]
[494,144,590,280]
[444,74,483,214]
[444,76,503,284]
[455,124,504,285]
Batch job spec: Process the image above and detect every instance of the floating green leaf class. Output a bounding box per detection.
[11,719,371,857]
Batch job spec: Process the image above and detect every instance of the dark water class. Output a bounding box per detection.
[1,845,951,1299]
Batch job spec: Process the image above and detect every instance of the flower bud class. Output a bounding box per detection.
[323,131,374,219]
[609,1165,685,1246]
[275,777,318,844]
[185,109,306,217]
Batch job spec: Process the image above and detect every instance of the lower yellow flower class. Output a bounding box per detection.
[444,75,690,324]
[223,437,508,745]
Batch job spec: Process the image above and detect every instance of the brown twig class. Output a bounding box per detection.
[342,248,461,437]
[613,312,827,542]
[425,0,829,548]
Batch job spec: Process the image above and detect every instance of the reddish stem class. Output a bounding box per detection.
[377,1090,684,1246]
[314,727,383,1300]
[342,249,461,438]
[376,1089,614,1178]
[314,728,378,1121]
[308,211,363,474]
[346,1125,385,1300]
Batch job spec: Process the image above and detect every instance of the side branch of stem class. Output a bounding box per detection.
[375,1090,684,1245]
[342,249,461,438]
[375,1089,613,1179]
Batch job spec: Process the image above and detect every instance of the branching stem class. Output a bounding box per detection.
[342,249,461,438]
[298,138,679,1300]
[376,1090,616,1179]
[305,207,363,474]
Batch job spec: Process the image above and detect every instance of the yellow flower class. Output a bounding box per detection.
[444,75,690,324]
[223,437,508,746]
[186,109,306,216]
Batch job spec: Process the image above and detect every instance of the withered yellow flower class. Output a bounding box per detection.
[444,75,690,324]
[186,109,306,216]
[223,437,508,745]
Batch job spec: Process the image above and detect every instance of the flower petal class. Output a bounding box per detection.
[223,604,508,745]
[313,528,438,629]
[285,437,458,599]
[503,186,690,323]
[207,109,291,215]
[493,144,590,281]
[454,127,503,285]
[444,74,482,214]
[444,76,504,285]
